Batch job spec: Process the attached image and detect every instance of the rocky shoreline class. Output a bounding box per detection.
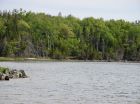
[0,67,27,81]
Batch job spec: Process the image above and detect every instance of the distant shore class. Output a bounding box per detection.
[0,57,53,61]
[0,57,139,63]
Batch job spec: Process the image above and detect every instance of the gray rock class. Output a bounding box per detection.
[0,69,27,81]
[5,76,9,80]
[19,70,27,78]
[9,69,27,79]
[0,74,9,80]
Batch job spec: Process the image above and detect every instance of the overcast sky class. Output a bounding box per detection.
[0,0,140,21]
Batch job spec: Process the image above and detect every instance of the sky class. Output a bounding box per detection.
[0,0,140,21]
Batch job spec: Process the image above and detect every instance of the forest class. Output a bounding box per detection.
[0,9,140,61]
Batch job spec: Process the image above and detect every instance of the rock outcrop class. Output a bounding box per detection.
[9,69,27,79]
[0,67,27,81]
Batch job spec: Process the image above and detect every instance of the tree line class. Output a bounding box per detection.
[0,9,140,61]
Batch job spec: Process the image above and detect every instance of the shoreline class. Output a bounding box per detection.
[0,57,139,63]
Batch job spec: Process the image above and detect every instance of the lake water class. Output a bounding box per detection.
[0,61,140,104]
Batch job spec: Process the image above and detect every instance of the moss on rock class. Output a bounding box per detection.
[0,67,9,74]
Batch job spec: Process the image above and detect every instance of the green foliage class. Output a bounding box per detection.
[0,9,140,61]
[0,18,6,38]
[0,67,9,74]
[18,19,30,33]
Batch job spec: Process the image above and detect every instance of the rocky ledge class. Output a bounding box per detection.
[0,67,27,81]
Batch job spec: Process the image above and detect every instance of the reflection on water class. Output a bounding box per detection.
[0,61,140,104]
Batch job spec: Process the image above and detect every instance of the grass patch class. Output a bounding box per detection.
[0,57,25,61]
[0,67,9,74]
[0,57,53,61]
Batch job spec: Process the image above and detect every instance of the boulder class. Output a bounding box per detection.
[5,76,9,80]
[0,73,9,80]
[9,69,27,78]
[19,70,27,78]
